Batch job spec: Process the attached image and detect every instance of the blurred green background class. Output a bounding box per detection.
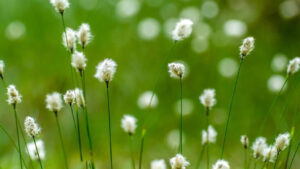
[0,0,300,168]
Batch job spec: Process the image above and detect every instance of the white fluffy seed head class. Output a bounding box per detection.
[24,116,41,137]
[63,28,77,53]
[202,125,217,145]
[121,115,137,135]
[0,60,4,77]
[241,135,249,149]
[151,159,167,169]
[252,137,268,159]
[7,85,22,105]
[94,58,117,83]
[137,91,158,109]
[169,154,190,169]
[275,132,290,152]
[199,89,216,110]
[212,160,230,169]
[287,57,300,75]
[240,37,255,58]
[64,90,75,105]
[263,146,277,163]
[72,51,87,72]
[46,92,63,113]
[172,19,194,41]
[27,140,45,160]
[50,0,70,14]
[74,88,85,108]
[77,23,92,48]
[168,62,185,78]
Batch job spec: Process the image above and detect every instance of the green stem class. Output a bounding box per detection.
[106,82,114,169]
[76,108,83,161]
[1,76,7,88]
[244,148,248,169]
[69,105,77,130]
[129,135,136,169]
[54,113,69,169]
[13,106,23,169]
[254,160,258,169]
[32,137,43,169]
[221,58,244,158]
[138,128,146,169]
[273,152,280,169]
[179,77,183,154]
[260,162,266,169]
[288,141,300,169]
[284,139,293,169]
[206,108,210,169]
[195,144,206,169]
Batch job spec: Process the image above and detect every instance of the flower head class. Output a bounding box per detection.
[63,28,76,53]
[24,116,41,137]
[137,91,158,109]
[50,0,70,14]
[46,92,63,113]
[74,88,85,107]
[0,60,4,78]
[64,90,75,105]
[172,19,193,41]
[240,37,255,58]
[168,62,185,78]
[199,89,216,110]
[27,140,46,160]
[94,58,117,83]
[212,160,230,169]
[7,85,22,105]
[77,23,92,48]
[151,159,166,169]
[240,135,249,149]
[72,51,87,72]
[121,115,137,135]
[287,57,300,75]
[202,125,217,145]
[263,146,277,163]
[252,137,267,158]
[169,154,190,169]
[275,132,290,152]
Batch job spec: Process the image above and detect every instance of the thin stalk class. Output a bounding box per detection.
[260,162,266,169]
[13,106,23,169]
[195,144,206,169]
[253,160,258,169]
[284,139,293,169]
[244,148,248,169]
[54,113,69,169]
[221,58,244,158]
[32,137,43,169]
[76,108,83,161]
[1,76,7,88]
[206,108,210,169]
[138,128,146,169]
[106,81,113,169]
[179,77,183,154]
[69,105,77,130]
[273,152,280,169]
[129,135,136,169]
[288,141,300,169]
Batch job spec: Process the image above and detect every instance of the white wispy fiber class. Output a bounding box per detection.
[50,0,70,14]
[263,146,277,163]
[169,154,190,169]
[24,116,41,137]
[77,23,92,48]
[168,62,185,78]
[121,115,137,135]
[94,58,117,83]
[212,160,230,169]
[0,60,4,77]
[74,88,85,107]
[64,90,75,105]
[27,140,45,160]
[151,159,166,169]
[46,92,63,113]
[252,137,267,158]
[275,132,290,152]
[172,19,194,41]
[137,91,158,109]
[287,57,300,75]
[202,125,217,145]
[63,28,76,53]
[72,51,87,72]
[199,89,216,110]
[240,135,249,149]
[240,37,255,58]
[7,85,22,105]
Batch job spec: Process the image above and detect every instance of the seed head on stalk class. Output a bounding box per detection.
[7,85,22,106]
[287,57,300,75]
[172,19,193,42]
[168,62,185,79]
[77,23,93,49]
[121,115,137,135]
[94,58,117,84]
[0,60,4,79]
[46,92,63,115]
[50,0,70,14]
[240,37,255,59]
[64,90,75,105]
[199,89,216,110]
[202,125,217,145]
[169,154,189,169]
[24,116,41,137]
[72,51,87,74]
[151,159,166,169]
[27,140,46,160]
[212,160,230,169]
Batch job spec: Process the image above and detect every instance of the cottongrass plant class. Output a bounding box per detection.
[221,36,255,158]
[168,62,185,154]
[95,58,117,169]
[170,154,190,169]
[273,133,290,169]
[27,140,45,162]
[212,160,230,169]
[77,23,93,50]
[46,92,69,169]
[24,116,43,169]
[121,115,138,169]
[252,137,267,168]
[240,135,249,169]
[151,159,166,169]
[0,60,4,80]
[200,125,217,169]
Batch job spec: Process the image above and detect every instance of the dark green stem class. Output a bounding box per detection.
[273,152,280,169]
[106,81,114,169]
[206,108,210,169]
[32,137,43,169]
[221,58,244,158]
[69,105,77,130]
[288,141,300,169]
[195,144,206,169]
[76,108,83,161]
[284,139,293,169]
[13,106,23,169]
[244,148,248,169]
[129,135,136,169]
[138,128,146,169]
[179,77,183,154]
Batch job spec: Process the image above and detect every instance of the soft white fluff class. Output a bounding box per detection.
[137,91,158,109]
[252,137,267,158]
[121,115,137,135]
[24,116,41,137]
[169,154,189,169]
[151,159,166,169]
[199,89,216,109]
[212,160,230,169]
[63,28,76,53]
[172,19,193,41]
[240,37,255,58]
[202,125,217,145]
[50,0,70,13]
[7,85,22,105]
[46,92,63,113]
[77,23,92,48]
[287,57,300,75]
[0,60,4,77]
[74,88,85,107]
[275,132,290,152]
[94,58,117,82]
[27,140,45,160]
[72,51,87,71]
[263,146,277,163]
[168,62,185,78]
[240,135,249,148]
[64,90,75,105]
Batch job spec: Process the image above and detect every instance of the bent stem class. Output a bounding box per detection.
[138,128,146,169]
[221,58,244,158]
[54,113,69,169]
[288,141,300,169]
[106,81,114,169]
[13,105,23,169]
[32,137,43,169]
[195,144,206,169]
[179,77,183,154]
[129,135,136,169]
